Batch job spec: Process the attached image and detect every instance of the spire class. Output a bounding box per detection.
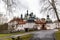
[21,14,23,19]
[30,12,33,17]
[46,15,52,23]
[27,10,28,16]
[47,15,49,17]
[47,15,49,19]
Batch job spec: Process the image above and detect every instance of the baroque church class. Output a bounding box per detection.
[24,10,36,22]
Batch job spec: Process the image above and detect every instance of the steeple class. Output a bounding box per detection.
[47,15,49,19]
[21,14,23,19]
[27,10,28,16]
[30,12,33,17]
[46,15,52,23]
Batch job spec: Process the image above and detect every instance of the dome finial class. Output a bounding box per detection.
[47,15,49,18]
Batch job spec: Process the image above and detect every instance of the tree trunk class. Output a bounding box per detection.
[51,0,60,21]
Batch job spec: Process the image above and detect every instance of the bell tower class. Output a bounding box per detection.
[47,15,49,19]
[27,10,28,16]
[21,14,23,19]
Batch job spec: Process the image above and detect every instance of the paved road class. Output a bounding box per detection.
[30,29,56,40]
[0,29,57,40]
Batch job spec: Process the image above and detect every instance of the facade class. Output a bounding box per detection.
[8,10,37,31]
[45,15,54,29]
[15,20,26,31]
[54,20,60,29]
[0,11,36,33]
[23,10,36,29]
[8,11,56,32]
[8,17,23,32]
[35,18,46,30]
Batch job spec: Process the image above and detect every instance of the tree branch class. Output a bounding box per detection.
[51,0,60,21]
[48,0,52,5]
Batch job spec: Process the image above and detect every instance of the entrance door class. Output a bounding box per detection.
[41,24,47,30]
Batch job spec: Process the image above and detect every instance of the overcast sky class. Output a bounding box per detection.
[0,0,60,21]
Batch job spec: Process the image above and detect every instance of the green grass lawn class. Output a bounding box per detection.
[0,31,32,40]
[1,34,32,40]
[20,34,32,40]
[55,31,60,40]
[0,31,25,40]
[0,34,11,38]
[0,32,25,37]
[3,38,11,40]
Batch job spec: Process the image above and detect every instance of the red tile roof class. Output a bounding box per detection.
[9,17,21,23]
[9,17,46,24]
[35,19,46,24]
[9,17,26,24]
[18,21,26,25]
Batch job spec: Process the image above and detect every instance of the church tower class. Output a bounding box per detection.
[47,15,49,19]
[46,15,52,23]
[27,10,28,16]
[24,10,29,20]
[21,14,23,19]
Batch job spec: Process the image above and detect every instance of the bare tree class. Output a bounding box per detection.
[40,0,60,21]
[2,0,16,17]
[50,0,59,21]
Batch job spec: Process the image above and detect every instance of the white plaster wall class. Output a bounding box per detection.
[46,23,58,29]
[15,23,36,31]
[15,25,25,31]
[8,22,60,31]
[23,23,35,28]
[37,24,42,30]
[53,23,60,28]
